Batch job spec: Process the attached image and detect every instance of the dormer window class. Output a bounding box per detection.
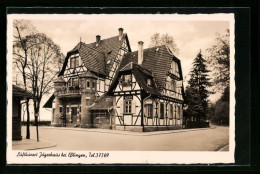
[70,56,79,68]
[147,78,152,86]
[121,75,131,87]
[171,80,176,91]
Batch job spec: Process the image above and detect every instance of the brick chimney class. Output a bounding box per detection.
[118,28,124,41]
[96,35,101,46]
[138,41,144,65]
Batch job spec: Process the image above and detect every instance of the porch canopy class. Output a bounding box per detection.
[89,94,114,111]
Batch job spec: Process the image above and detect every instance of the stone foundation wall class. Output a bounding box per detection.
[115,125,182,132]
[93,115,115,129]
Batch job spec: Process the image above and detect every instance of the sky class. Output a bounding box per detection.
[12,14,231,120]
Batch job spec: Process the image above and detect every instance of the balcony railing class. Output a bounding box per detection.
[56,87,81,96]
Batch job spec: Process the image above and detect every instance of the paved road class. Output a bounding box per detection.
[21,126,229,151]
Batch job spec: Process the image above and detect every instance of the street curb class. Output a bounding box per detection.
[40,126,217,136]
[24,144,57,151]
[12,139,57,151]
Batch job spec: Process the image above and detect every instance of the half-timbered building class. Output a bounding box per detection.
[44,28,131,128]
[44,29,185,132]
[106,41,185,132]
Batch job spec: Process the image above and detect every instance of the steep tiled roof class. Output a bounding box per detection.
[89,96,114,111]
[59,34,131,77]
[79,44,106,75]
[54,76,66,83]
[119,45,179,91]
[13,85,33,98]
[131,63,160,95]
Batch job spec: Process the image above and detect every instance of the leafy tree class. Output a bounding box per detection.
[210,87,229,125]
[186,50,212,121]
[149,33,179,55]
[207,29,230,92]
[206,29,230,125]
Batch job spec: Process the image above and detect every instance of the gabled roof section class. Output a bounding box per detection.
[43,94,54,108]
[58,33,131,77]
[13,85,33,98]
[54,76,66,83]
[79,43,106,76]
[79,70,98,79]
[118,45,182,92]
[108,62,160,95]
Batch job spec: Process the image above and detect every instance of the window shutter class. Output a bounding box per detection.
[153,101,157,117]
[144,105,147,117]
[119,100,124,114]
[132,100,136,113]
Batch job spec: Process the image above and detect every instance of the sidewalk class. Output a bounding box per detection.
[12,138,57,150]
[41,125,216,136]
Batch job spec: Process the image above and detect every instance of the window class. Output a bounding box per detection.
[177,105,181,119]
[86,99,90,106]
[87,81,90,88]
[72,78,79,87]
[147,78,152,86]
[92,81,95,88]
[170,104,173,118]
[160,103,164,119]
[124,100,132,114]
[59,107,63,113]
[121,75,131,87]
[93,111,108,117]
[71,58,75,68]
[147,104,153,117]
[175,63,179,74]
[171,81,176,91]
[70,56,79,68]
[66,107,69,113]
[171,62,175,73]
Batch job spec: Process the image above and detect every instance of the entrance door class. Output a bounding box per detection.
[71,107,78,123]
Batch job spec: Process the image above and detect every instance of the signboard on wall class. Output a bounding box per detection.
[124,95,133,100]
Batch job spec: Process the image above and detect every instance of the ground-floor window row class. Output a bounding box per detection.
[115,115,183,126]
[54,104,111,123]
[144,102,182,119]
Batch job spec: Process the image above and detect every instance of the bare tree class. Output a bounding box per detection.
[26,33,64,121]
[13,20,37,139]
[149,33,179,55]
[13,20,64,139]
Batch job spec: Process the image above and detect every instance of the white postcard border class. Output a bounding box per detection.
[6,13,235,164]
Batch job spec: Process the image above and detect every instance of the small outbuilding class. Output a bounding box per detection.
[12,85,33,140]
